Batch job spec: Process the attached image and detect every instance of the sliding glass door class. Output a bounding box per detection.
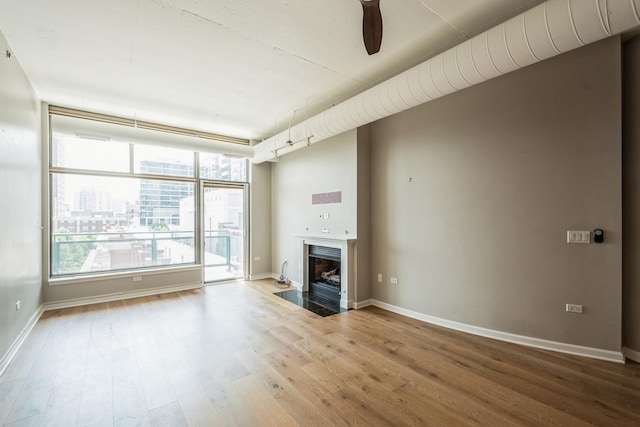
[201,182,247,283]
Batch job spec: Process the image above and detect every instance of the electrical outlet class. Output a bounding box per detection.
[566,304,583,313]
[15,301,21,311]
[390,277,398,285]
[377,273,382,283]
[254,256,261,262]
[133,276,142,282]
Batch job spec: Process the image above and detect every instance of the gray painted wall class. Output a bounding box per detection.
[43,268,202,304]
[623,36,640,354]
[356,126,372,302]
[271,130,358,286]
[250,161,272,278]
[0,32,42,361]
[369,37,622,351]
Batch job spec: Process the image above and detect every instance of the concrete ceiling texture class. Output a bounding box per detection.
[0,0,545,141]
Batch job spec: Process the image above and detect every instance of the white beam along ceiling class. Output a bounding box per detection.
[253,0,640,163]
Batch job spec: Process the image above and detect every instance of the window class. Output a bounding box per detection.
[50,174,195,275]
[49,108,248,278]
[134,145,195,177]
[200,152,247,181]
[51,132,129,173]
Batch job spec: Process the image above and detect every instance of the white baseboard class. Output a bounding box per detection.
[0,305,44,378]
[290,280,303,292]
[248,272,275,281]
[353,299,373,309]
[623,346,640,363]
[5,286,627,383]
[340,298,354,310]
[43,282,203,311]
[370,300,625,364]
[268,273,299,288]
[263,273,300,290]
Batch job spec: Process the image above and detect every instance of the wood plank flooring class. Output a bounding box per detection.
[1,279,639,426]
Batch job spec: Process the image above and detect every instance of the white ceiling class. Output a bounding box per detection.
[0,0,544,141]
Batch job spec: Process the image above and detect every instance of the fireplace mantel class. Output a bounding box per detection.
[293,233,356,242]
[294,234,357,309]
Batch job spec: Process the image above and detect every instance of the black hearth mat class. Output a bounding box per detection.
[274,290,348,317]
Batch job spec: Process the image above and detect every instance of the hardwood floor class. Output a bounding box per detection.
[1,279,639,426]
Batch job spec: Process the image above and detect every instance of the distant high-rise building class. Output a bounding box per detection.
[200,153,247,182]
[138,160,194,226]
[51,134,68,217]
[75,187,112,212]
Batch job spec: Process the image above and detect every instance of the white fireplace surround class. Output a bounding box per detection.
[294,234,356,309]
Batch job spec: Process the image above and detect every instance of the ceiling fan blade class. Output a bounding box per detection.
[360,0,382,55]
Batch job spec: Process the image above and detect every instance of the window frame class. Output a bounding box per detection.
[47,107,249,281]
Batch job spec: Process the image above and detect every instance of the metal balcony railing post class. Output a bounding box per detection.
[52,240,59,274]
[151,234,157,264]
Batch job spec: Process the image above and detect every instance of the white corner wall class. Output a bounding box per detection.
[0,32,43,372]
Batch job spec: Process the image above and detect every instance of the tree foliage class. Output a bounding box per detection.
[54,229,97,273]
[150,223,170,232]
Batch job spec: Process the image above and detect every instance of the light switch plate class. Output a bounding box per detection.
[566,303,583,313]
[567,231,590,244]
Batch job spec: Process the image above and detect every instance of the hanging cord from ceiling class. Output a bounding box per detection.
[286,110,296,146]
[272,108,314,157]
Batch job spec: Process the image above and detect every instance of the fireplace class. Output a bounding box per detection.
[295,234,356,309]
[308,245,341,302]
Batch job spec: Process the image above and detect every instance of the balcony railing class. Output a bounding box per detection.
[51,229,242,276]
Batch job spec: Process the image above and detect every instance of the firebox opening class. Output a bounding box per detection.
[274,243,348,317]
[308,245,341,302]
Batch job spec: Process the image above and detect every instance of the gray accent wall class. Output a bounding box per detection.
[623,35,640,355]
[271,130,359,286]
[0,32,42,361]
[369,37,622,351]
[356,126,372,302]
